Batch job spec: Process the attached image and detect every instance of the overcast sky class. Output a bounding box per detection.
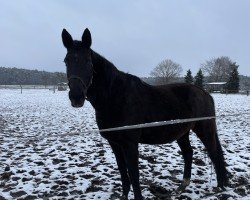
[0,0,249,77]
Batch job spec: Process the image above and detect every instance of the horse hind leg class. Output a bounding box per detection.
[176,131,193,192]
[193,119,228,188]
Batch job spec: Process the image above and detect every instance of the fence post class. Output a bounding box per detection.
[20,85,22,94]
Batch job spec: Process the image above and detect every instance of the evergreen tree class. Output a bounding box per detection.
[226,64,239,93]
[194,69,204,89]
[184,69,193,84]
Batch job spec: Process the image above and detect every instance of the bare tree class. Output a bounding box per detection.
[201,56,236,82]
[150,59,182,84]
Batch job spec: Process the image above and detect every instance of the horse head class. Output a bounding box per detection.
[62,28,93,108]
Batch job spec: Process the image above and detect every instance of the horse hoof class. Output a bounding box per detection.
[176,178,190,194]
[218,179,229,188]
[121,194,128,200]
[176,185,186,194]
[217,185,226,190]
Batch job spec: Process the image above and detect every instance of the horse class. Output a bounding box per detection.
[61,28,228,200]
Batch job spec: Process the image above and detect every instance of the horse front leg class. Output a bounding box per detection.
[122,142,143,200]
[108,141,131,199]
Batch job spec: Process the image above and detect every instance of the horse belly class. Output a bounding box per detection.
[139,127,185,144]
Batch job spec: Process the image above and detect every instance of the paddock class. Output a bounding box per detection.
[0,89,249,199]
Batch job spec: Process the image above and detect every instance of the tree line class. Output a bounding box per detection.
[0,67,67,86]
[1,56,248,93]
[150,56,241,93]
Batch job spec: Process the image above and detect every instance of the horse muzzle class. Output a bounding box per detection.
[69,91,86,108]
[67,75,92,108]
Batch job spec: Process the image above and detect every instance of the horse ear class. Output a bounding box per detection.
[62,29,73,49]
[82,28,92,49]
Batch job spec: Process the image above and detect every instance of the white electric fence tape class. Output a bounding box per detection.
[8,112,249,145]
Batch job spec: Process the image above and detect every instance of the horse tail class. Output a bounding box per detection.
[193,115,228,187]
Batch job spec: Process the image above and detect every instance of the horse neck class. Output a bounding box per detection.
[86,50,119,109]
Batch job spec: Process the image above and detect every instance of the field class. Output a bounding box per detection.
[0,89,249,200]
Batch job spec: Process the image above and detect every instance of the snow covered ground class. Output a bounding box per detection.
[0,89,249,200]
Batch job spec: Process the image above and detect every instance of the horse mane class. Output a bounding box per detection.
[91,50,118,75]
[91,50,147,89]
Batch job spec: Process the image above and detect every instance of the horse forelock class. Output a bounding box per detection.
[71,40,83,49]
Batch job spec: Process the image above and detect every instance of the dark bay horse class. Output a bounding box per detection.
[61,28,228,200]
